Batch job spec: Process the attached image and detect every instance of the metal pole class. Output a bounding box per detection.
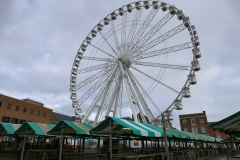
[20,135,26,160]
[109,119,113,160]
[162,113,169,160]
[97,137,100,154]
[59,134,63,160]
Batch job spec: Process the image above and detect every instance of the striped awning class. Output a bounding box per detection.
[0,123,22,135]
[90,117,169,138]
[48,120,97,136]
[14,122,55,136]
[221,136,240,143]
[89,117,221,142]
[167,128,192,139]
[212,111,240,134]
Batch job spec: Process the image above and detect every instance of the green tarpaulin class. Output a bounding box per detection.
[0,123,22,135]
[89,117,221,142]
[14,122,55,136]
[48,120,97,136]
[212,111,240,134]
[90,117,167,138]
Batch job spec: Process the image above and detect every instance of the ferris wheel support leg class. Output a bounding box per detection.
[124,70,146,123]
[126,69,153,122]
[82,64,118,123]
[105,75,122,117]
[115,81,123,117]
[128,71,161,116]
[94,84,110,123]
[113,77,122,117]
[119,62,138,122]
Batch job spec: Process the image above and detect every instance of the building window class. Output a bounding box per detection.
[19,119,26,124]
[217,132,221,138]
[191,118,196,124]
[37,111,40,116]
[23,107,27,113]
[0,101,2,107]
[30,109,34,114]
[11,118,18,124]
[16,105,19,111]
[7,103,11,109]
[2,116,10,123]
[201,126,206,133]
[192,126,198,133]
[183,119,187,125]
[184,128,188,132]
[199,118,204,123]
[43,112,46,117]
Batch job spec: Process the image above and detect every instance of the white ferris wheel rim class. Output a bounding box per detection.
[70,0,201,123]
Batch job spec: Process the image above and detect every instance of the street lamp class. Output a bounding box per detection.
[161,99,184,160]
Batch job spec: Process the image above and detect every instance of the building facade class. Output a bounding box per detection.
[0,94,53,124]
[208,122,228,139]
[179,111,228,139]
[179,111,209,135]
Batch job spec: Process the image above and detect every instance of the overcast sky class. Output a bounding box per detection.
[0,0,240,129]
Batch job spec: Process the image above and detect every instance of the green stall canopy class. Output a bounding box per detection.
[48,120,97,136]
[14,122,55,136]
[90,117,172,138]
[212,111,240,135]
[0,123,22,135]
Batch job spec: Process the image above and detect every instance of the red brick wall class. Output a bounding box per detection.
[208,126,228,139]
[179,111,210,135]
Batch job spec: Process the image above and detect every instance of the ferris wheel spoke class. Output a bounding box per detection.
[127,69,161,116]
[120,12,127,55]
[133,42,193,60]
[123,8,143,55]
[82,64,119,122]
[77,63,114,74]
[77,75,108,107]
[125,68,154,121]
[129,12,174,58]
[110,21,122,56]
[99,31,119,57]
[82,56,116,63]
[88,43,116,58]
[75,68,111,90]
[131,24,186,56]
[131,60,191,71]
[130,65,179,94]
[125,8,160,57]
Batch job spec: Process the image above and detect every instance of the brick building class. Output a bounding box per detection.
[179,111,209,135]
[0,94,53,124]
[208,122,228,139]
[179,111,228,139]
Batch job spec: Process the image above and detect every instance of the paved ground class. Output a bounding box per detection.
[0,151,232,160]
[0,154,230,160]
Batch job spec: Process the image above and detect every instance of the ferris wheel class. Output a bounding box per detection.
[70,1,201,123]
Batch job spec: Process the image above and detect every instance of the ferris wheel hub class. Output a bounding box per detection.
[118,57,132,68]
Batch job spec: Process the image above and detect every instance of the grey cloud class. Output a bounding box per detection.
[0,0,240,129]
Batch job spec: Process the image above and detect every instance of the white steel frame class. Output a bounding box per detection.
[70,0,201,124]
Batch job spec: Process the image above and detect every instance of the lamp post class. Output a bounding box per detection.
[59,123,65,160]
[161,112,169,160]
[160,99,183,160]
